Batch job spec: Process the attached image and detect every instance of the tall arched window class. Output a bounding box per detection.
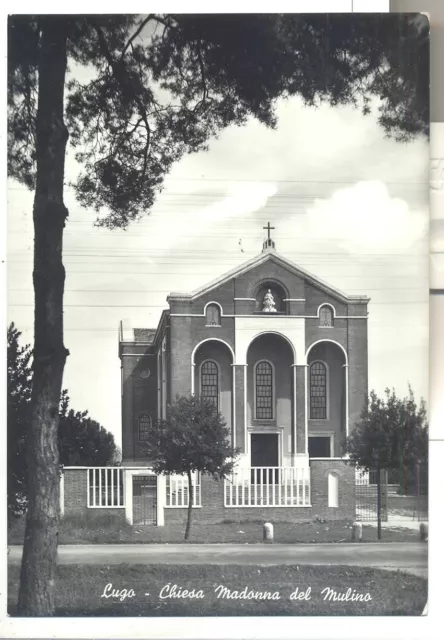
[319,305,334,327]
[310,361,327,419]
[255,360,274,419]
[138,414,152,441]
[205,304,221,326]
[200,360,219,409]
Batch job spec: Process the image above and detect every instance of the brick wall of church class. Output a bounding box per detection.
[347,318,368,432]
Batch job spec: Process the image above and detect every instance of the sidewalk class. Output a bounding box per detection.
[8,542,428,577]
[357,514,428,532]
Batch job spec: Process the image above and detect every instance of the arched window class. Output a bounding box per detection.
[200,360,219,409]
[255,360,274,419]
[205,303,221,326]
[138,414,152,441]
[310,361,327,419]
[319,305,334,327]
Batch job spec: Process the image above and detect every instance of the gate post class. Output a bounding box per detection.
[157,475,165,526]
[124,469,134,525]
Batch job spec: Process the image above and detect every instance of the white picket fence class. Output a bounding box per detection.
[224,467,311,507]
[87,467,125,508]
[165,472,201,507]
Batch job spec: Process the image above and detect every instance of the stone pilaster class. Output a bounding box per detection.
[295,364,308,454]
[233,364,247,453]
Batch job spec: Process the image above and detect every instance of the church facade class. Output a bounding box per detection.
[61,230,369,526]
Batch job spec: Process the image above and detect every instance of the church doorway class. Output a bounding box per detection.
[251,433,279,483]
[251,433,279,466]
[132,475,157,525]
[308,435,333,458]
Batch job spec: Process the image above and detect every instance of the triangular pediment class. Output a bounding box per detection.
[168,248,368,304]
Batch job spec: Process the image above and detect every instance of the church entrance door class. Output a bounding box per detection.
[132,476,157,525]
[250,433,279,484]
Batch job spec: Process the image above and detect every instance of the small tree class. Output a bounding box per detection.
[345,387,428,539]
[147,395,239,540]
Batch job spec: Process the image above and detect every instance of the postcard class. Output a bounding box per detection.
[2,6,433,639]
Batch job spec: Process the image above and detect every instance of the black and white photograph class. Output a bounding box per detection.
[4,9,430,624]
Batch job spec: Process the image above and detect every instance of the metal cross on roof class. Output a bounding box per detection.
[263,221,275,240]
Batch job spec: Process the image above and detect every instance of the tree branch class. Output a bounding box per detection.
[121,14,156,57]
[196,42,207,105]
[91,20,151,182]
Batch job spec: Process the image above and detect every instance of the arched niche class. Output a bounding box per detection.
[328,471,339,508]
[246,332,294,428]
[254,280,288,314]
[306,340,347,456]
[193,339,233,436]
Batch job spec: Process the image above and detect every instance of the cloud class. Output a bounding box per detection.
[305,181,427,254]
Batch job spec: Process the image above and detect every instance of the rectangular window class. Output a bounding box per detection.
[308,436,331,458]
[165,473,201,507]
[87,468,125,507]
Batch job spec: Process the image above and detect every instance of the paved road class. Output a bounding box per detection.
[8,543,427,577]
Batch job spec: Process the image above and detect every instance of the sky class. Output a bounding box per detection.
[7,94,429,448]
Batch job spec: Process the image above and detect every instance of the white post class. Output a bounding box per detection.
[352,521,363,542]
[157,475,165,526]
[263,522,274,544]
[124,469,133,525]
[59,471,64,517]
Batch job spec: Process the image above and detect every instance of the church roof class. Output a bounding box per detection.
[133,328,156,343]
[168,246,369,304]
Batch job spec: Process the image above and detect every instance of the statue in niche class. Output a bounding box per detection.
[262,289,277,313]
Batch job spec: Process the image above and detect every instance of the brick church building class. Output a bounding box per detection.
[61,226,369,526]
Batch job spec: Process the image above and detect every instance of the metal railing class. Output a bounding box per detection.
[224,467,311,507]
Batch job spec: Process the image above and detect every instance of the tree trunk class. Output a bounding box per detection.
[376,467,382,541]
[184,471,193,541]
[17,18,70,616]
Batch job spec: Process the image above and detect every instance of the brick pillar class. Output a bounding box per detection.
[295,365,307,454]
[234,364,247,453]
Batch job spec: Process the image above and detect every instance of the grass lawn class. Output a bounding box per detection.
[8,514,420,545]
[7,564,427,616]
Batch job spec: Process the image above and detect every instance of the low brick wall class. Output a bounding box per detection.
[310,459,355,521]
[164,460,355,525]
[63,460,356,525]
[63,468,126,520]
[64,468,88,515]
